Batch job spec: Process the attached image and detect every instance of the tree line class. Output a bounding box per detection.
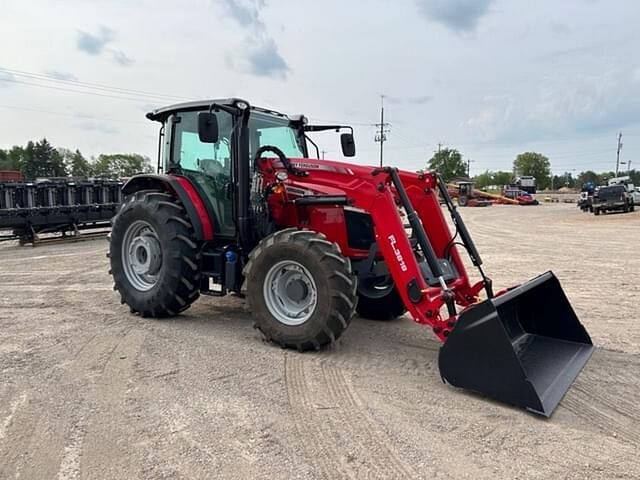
[426,147,638,190]
[0,138,154,179]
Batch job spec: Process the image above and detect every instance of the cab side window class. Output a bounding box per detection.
[171,110,235,237]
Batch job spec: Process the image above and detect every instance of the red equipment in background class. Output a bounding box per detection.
[0,170,24,182]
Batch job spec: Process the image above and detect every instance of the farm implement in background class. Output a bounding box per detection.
[0,177,122,245]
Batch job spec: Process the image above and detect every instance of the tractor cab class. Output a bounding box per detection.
[146,98,355,242]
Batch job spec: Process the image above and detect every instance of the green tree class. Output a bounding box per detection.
[93,153,153,178]
[598,171,616,185]
[60,148,92,177]
[492,171,513,187]
[474,170,493,189]
[577,170,599,187]
[427,148,468,181]
[474,170,513,189]
[20,141,37,178]
[5,146,25,172]
[21,138,66,178]
[552,172,577,189]
[513,152,551,190]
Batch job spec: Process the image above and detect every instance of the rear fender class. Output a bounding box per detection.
[122,174,214,241]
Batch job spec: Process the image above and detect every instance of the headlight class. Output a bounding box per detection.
[275,171,288,182]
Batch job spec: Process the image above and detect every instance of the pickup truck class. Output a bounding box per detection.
[592,185,634,215]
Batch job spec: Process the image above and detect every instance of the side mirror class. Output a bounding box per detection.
[340,132,356,157]
[198,112,219,143]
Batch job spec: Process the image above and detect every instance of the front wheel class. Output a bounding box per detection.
[243,229,357,351]
[109,190,201,317]
[356,276,406,320]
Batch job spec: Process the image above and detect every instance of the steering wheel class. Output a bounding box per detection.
[253,145,308,177]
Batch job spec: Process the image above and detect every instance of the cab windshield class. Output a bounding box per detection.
[248,111,306,159]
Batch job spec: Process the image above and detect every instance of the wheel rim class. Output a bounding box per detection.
[121,220,162,292]
[358,275,395,299]
[263,260,318,326]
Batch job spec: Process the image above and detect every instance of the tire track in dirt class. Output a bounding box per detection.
[78,328,147,479]
[0,325,144,480]
[56,417,86,480]
[0,391,42,480]
[0,392,27,441]
[560,349,640,446]
[321,362,418,479]
[285,355,417,479]
[284,355,354,479]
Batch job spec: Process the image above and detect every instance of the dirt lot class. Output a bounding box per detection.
[1,203,638,479]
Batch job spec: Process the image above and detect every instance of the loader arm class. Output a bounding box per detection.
[366,168,487,340]
[263,158,488,340]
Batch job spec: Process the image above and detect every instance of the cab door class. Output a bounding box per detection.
[168,110,236,238]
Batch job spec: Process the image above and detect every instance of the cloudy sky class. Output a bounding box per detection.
[1,0,639,175]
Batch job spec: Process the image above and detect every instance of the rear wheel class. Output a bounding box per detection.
[244,228,357,351]
[109,190,200,317]
[594,208,600,216]
[356,276,406,320]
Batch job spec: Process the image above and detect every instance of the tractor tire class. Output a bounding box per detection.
[356,280,406,321]
[109,189,200,318]
[244,228,357,351]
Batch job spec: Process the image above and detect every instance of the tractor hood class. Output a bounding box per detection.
[280,158,373,198]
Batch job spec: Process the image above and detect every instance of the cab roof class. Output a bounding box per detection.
[145,98,300,122]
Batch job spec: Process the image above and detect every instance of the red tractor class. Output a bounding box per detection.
[109,98,592,416]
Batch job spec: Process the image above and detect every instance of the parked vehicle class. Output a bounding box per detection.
[607,176,640,205]
[577,182,596,212]
[503,188,539,205]
[592,185,634,215]
[514,175,536,194]
[577,192,591,211]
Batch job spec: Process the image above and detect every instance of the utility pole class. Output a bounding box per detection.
[615,132,623,177]
[321,150,327,160]
[374,95,391,167]
[467,158,474,178]
[436,142,443,153]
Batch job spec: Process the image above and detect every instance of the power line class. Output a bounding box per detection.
[0,67,188,102]
[0,77,163,104]
[0,104,148,125]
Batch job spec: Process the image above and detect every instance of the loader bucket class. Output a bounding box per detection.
[438,271,593,416]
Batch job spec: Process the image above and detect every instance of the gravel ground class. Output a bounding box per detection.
[0,202,638,479]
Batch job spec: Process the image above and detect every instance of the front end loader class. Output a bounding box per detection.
[109,98,593,416]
